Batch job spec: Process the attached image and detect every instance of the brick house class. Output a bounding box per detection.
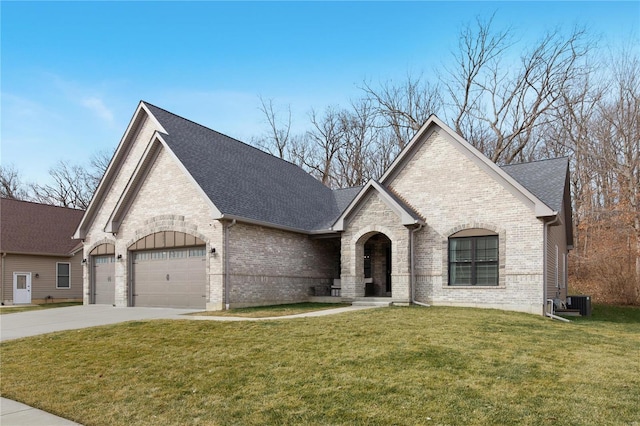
[1,198,84,304]
[73,101,572,315]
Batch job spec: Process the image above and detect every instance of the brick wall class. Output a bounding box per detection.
[385,128,545,314]
[227,223,339,307]
[83,118,223,309]
[341,191,411,302]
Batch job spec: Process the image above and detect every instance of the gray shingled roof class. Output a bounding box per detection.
[500,157,569,213]
[143,102,567,232]
[144,102,353,232]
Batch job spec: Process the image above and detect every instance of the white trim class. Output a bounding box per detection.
[74,103,151,239]
[56,262,71,289]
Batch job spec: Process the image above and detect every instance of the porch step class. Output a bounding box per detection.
[352,298,393,307]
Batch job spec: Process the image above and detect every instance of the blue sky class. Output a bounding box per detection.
[2,1,638,184]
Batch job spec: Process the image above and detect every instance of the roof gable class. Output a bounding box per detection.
[143,103,346,232]
[332,180,425,231]
[380,115,557,218]
[104,134,221,234]
[74,102,161,239]
[1,198,84,256]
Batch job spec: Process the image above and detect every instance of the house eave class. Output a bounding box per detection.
[74,101,153,240]
[219,214,318,235]
[0,250,76,258]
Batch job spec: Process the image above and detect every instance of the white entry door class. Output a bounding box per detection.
[13,272,32,304]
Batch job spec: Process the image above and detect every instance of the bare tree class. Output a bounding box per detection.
[596,49,640,298]
[0,164,30,200]
[362,73,443,150]
[442,15,592,164]
[300,106,346,187]
[252,96,293,160]
[335,99,380,187]
[31,160,93,209]
[88,148,114,190]
[443,14,512,139]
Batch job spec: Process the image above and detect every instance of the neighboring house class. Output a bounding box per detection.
[74,101,572,315]
[1,198,84,305]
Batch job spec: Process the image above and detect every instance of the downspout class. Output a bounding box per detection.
[224,219,237,310]
[410,224,429,307]
[543,214,562,320]
[1,252,6,305]
[546,299,571,322]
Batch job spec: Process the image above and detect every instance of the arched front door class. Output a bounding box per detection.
[360,232,392,297]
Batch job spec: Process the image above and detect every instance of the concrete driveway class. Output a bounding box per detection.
[0,304,381,342]
[0,305,200,342]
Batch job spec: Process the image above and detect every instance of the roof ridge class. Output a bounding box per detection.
[332,185,364,192]
[141,101,317,175]
[500,156,569,168]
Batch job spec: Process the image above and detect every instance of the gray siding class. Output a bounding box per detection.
[546,213,569,302]
[1,252,83,304]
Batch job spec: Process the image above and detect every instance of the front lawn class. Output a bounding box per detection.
[1,305,638,425]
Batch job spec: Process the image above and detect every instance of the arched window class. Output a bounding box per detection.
[448,229,499,286]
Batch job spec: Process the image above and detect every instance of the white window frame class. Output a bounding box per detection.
[56,262,71,289]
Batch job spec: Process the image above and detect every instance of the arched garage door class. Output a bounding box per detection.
[132,247,206,309]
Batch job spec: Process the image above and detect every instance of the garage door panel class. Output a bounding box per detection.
[132,248,206,309]
[94,256,115,305]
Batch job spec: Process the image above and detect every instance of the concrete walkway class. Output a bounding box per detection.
[0,303,381,425]
[0,398,82,425]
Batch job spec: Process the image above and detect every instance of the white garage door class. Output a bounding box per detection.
[93,255,115,305]
[132,247,206,309]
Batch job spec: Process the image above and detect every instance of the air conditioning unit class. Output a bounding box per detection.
[567,295,592,317]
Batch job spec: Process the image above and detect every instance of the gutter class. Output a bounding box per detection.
[1,253,5,305]
[409,224,429,307]
[546,299,571,323]
[224,219,237,310]
[220,214,323,236]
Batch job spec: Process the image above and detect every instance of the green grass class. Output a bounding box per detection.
[1,305,639,425]
[570,303,640,323]
[189,302,350,318]
[0,301,82,315]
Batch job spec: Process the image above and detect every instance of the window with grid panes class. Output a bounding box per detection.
[448,235,498,286]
